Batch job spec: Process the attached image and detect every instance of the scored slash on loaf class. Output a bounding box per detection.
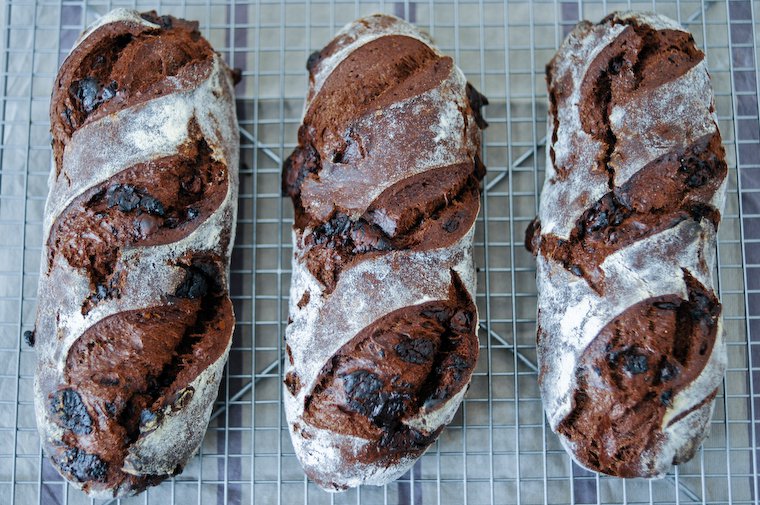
[527,12,728,478]
[282,14,489,490]
[31,10,239,497]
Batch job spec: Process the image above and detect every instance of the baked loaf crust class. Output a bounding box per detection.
[283,14,488,490]
[527,12,727,478]
[32,9,239,497]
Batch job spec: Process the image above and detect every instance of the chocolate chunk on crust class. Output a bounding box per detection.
[303,271,477,466]
[557,271,720,477]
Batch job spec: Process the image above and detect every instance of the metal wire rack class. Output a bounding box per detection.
[1,0,758,503]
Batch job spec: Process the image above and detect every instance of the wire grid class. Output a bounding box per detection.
[0,0,758,504]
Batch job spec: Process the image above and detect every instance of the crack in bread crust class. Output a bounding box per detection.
[530,11,727,479]
[283,14,487,491]
[34,9,239,498]
[556,271,720,477]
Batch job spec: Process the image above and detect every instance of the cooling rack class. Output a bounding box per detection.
[1,0,758,504]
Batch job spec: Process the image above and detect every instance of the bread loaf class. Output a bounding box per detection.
[31,9,239,497]
[526,12,727,477]
[282,14,488,490]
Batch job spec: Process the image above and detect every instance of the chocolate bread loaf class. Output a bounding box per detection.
[32,9,239,497]
[527,12,727,477]
[283,14,488,490]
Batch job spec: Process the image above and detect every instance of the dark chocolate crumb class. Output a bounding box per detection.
[23,330,35,348]
[450,310,473,333]
[186,207,199,220]
[395,338,435,364]
[660,390,673,406]
[50,388,92,435]
[443,354,470,382]
[285,371,302,396]
[442,216,460,233]
[570,265,583,277]
[56,446,108,482]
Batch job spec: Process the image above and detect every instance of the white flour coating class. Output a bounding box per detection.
[614,10,686,31]
[33,8,239,496]
[286,14,482,490]
[538,219,722,427]
[122,338,231,475]
[609,61,717,186]
[285,413,420,490]
[538,21,626,239]
[44,54,236,238]
[287,225,476,398]
[300,66,473,219]
[72,8,158,50]
[536,12,727,477]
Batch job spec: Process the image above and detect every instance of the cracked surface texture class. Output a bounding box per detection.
[33,9,238,498]
[282,14,487,491]
[527,11,727,478]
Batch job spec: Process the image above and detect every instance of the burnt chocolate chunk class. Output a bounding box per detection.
[340,370,413,429]
[622,350,649,375]
[23,329,35,347]
[379,426,431,451]
[362,390,411,428]
[659,360,679,382]
[524,217,541,255]
[57,447,108,482]
[50,389,92,435]
[106,184,141,212]
[342,370,382,404]
[282,142,321,199]
[395,337,435,364]
[653,301,679,310]
[465,82,489,129]
[74,77,100,113]
[139,196,166,216]
[313,213,351,243]
[660,390,673,406]
[306,50,323,73]
[350,222,390,253]
[139,408,163,434]
[139,11,175,29]
[72,77,118,115]
[174,263,215,299]
[442,215,461,233]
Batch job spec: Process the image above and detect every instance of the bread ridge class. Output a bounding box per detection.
[284,14,485,491]
[33,9,239,497]
[533,11,727,477]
